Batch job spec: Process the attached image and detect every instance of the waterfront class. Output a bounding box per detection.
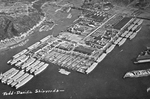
[0,10,150,99]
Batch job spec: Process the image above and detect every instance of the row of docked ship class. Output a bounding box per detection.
[1,58,49,89]
[113,18,143,47]
[0,36,53,89]
[0,68,33,89]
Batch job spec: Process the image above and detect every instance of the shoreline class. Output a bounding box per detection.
[0,16,46,52]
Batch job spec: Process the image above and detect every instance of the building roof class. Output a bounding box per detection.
[113,17,132,30]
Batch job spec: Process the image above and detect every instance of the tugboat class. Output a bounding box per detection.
[123,69,150,78]
[134,47,150,64]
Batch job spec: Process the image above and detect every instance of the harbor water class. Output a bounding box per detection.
[0,11,150,99]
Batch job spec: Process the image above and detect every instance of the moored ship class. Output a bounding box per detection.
[96,53,107,63]
[30,62,45,73]
[114,37,122,45]
[10,54,27,65]
[25,60,41,72]
[124,69,150,78]
[13,49,28,59]
[15,74,34,89]
[40,35,51,43]
[134,47,150,64]
[86,62,98,74]
[106,44,116,53]
[1,69,19,83]
[0,68,16,80]
[15,55,29,67]
[118,38,127,46]
[6,70,25,85]
[121,31,128,37]
[11,73,29,87]
[21,57,36,69]
[125,31,133,38]
[34,63,49,75]
[28,42,41,50]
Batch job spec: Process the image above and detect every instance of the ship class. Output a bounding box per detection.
[40,35,51,43]
[34,63,49,75]
[25,60,41,72]
[147,87,150,92]
[121,31,128,37]
[15,55,29,67]
[0,68,16,80]
[134,48,150,64]
[106,44,116,53]
[96,53,107,63]
[125,31,133,38]
[123,69,150,78]
[21,57,36,69]
[13,49,28,59]
[30,62,45,74]
[136,19,143,26]
[86,62,98,74]
[77,68,85,74]
[15,74,34,89]
[28,42,41,50]
[59,69,70,75]
[127,24,135,32]
[133,19,140,25]
[10,55,27,65]
[129,32,137,40]
[6,70,24,85]
[129,26,142,40]
[1,69,19,83]
[118,38,127,46]
[114,37,122,45]
[11,73,29,87]
[7,59,12,64]
[0,73,3,80]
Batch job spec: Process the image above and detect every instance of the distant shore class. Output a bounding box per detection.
[0,16,46,52]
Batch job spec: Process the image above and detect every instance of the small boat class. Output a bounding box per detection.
[59,69,70,75]
[124,69,150,78]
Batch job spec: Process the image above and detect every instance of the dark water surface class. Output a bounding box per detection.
[0,13,150,99]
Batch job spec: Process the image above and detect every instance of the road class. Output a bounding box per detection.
[82,14,117,41]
